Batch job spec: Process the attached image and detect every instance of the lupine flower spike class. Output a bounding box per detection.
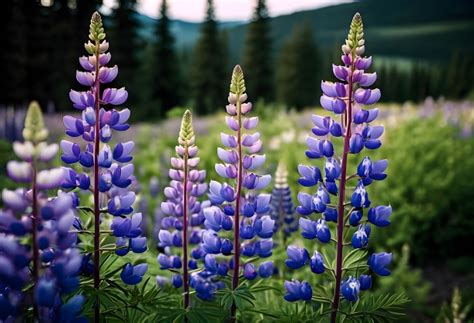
[0,102,84,321]
[270,162,297,243]
[157,110,208,308]
[61,12,146,321]
[286,13,393,322]
[202,65,274,320]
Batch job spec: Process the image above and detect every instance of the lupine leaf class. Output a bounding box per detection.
[345,293,410,322]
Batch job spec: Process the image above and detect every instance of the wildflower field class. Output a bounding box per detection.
[1,4,474,323]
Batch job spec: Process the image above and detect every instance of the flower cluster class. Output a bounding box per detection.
[61,12,147,288]
[0,102,84,321]
[156,110,209,304]
[270,162,298,240]
[201,66,274,304]
[284,13,393,318]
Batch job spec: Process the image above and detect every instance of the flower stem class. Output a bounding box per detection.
[231,97,243,322]
[93,39,102,323]
[31,161,39,321]
[182,145,190,313]
[331,63,354,323]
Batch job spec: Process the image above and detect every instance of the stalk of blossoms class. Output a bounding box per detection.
[203,65,274,321]
[1,102,84,321]
[62,12,147,321]
[286,13,392,322]
[157,110,208,310]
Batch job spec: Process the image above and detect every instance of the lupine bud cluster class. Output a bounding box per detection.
[270,162,297,239]
[61,12,147,291]
[284,13,393,320]
[157,110,209,304]
[0,102,84,321]
[201,66,274,305]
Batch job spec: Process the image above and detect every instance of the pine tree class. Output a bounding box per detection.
[242,0,273,101]
[191,0,227,114]
[150,0,182,117]
[276,24,320,109]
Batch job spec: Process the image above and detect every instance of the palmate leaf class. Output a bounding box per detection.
[345,293,410,323]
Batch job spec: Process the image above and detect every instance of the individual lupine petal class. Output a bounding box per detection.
[243,154,266,171]
[353,109,369,124]
[297,165,321,187]
[241,102,252,114]
[320,95,346,114]
[255,194,271,214]
[325,158,341,181]
[171,274,183,288]
[220,133,237,148]
[63,116,85,137]
[6,161,32,183]
[108,191,135,216]
[352,225,369,248]
[305,136,323,159]
[113,141,134,163]
[253,174,271,190]
[359,72,377,87]
[243,263,257,280]
[248,140,262,154]
[76,71,94,86]
[220,238,233,255]
[225,116,239,131]
[349,133,364,153]
[99,65,118,83]
[204,206,227,231]
[354,88,381,105]
[226,104,237,115]
[258,261,274,278]
[243,117,258,130]
[299,218,317,239]
[37,143,59,162]
[357,156,372,177]
[242,133,260,147]
[315,218,331,243]
[120,263,147,285]
[332,64,349,81]
[359,274,372,290]
[217,148,238,164]
[202,230,222,254]
[341,53,352,65]
[111,164,134,188]
[355,56,372,70]
[255,239,273,258]
[296,192,313,216]
[69,90,94,110]
[158,230,174,247]
[79,56,94,71]
[368,205,392,227]
[111,108,131,131]
[284,280,312,302]
[13,141,34,162]
[368,252,392,276]
[321,81,346,98]
[351,180,370,208]
[36,168,65,189]
[102,87,128,105]
[60,140,81,164]
[98,145,113,168]
[341,276,360,302]
[285,245,309,269]
[215,164,237,179]
[323,207,338,222]
[310,251,325,274]
[130,237,147,253]
[366,108,379,123]
[240,221,256,239]
[311,115,330,136]
[349,210,363,226]
[255,215,275,238]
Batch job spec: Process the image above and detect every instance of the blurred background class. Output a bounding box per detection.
[1,0,473,321]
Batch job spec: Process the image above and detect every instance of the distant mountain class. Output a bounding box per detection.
[137,0,474,64]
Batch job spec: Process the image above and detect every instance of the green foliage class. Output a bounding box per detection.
[343,293,410,323]
[276,24,320,109]
[242,0,274,101]
[436,287,473,323]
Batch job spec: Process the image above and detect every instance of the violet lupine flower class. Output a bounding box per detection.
[286,13,393,321]
[156,110,209,305]
[60,12,147,319]
[270,162,298,240]
[0,102,84,321]
[201,66,274,308]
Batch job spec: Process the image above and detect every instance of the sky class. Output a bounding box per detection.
[103,0,353,22]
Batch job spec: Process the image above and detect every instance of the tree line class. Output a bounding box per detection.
[1,0,473,120]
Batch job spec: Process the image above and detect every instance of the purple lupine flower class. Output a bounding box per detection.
[200,66,274,310]
[286,13,393,320]
[157,111,210,305]
[60,12,146,320]
[271,162,298,240]
[0,102,84,321]
[284,280,312,302]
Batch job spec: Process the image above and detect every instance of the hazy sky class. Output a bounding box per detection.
[103,0,353,22]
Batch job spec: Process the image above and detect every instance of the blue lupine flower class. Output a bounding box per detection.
[284,280,312,302]
[368,205,392,227]
[120,263,147,285]
[258,261,274,278]
[341,276,360,302]
[368,252,393,276]
[359,274,372,290]
[271,163,298,238]
[244,263,258,280]
[287,13,393,312]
